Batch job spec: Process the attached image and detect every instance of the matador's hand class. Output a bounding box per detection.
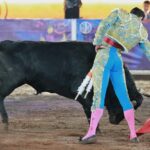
[95,45,106,52]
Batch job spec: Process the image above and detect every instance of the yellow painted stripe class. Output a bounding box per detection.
[0,3,141,19]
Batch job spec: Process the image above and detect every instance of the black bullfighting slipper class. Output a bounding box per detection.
[130,137,139,143]
[79,135,97,144]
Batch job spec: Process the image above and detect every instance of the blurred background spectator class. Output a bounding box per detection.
[143,0,150,21]
[64,0,82,19]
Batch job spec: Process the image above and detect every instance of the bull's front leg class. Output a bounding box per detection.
[0,98,8,130]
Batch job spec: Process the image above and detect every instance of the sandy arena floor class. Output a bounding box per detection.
[0,81,149,150]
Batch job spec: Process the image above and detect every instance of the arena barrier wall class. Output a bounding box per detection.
[0,19,150,72]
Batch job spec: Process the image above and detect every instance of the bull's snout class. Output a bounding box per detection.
[109,113,124,125]
[109,96,143,125]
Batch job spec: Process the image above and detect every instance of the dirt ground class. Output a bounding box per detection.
[0,81,149,150]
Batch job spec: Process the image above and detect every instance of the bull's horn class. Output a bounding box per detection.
[132,100,137,107]
[139,88,150,97]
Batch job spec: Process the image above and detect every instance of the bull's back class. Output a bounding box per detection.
[0,41,95,97]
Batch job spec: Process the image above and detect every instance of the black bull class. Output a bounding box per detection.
[0,40,143,128]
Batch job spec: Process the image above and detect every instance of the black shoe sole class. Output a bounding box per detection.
[79,135,97,144]
[130,137,139,143]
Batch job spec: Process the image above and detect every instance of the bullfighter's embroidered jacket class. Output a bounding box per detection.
[93,8,150,60]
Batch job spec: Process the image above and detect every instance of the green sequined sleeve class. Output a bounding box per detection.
[139,26,150,61]
[93,9,119,46]
[139,40,150,61]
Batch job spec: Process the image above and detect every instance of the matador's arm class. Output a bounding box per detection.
[139,26,150,61]
[93,9,120,46]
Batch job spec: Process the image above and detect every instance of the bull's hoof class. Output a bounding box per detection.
[130,137,139,143]
[79,135,97,144]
